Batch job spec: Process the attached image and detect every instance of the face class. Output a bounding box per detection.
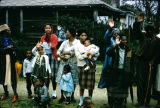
[38,47,44,55]
[84,40,90,47]
[26,51,32,56]
[2,29,11,37]
[113,31,119,38]
[79,33,87,43]
[35,79,41,86]
[66,30,71,39]
[45,25,53,34]
[121,36,127,46]
[63,68,68,74]
[86,100,92,107]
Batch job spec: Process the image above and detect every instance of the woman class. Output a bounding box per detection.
[75,30,99,108]
[56,28,79,103]
[0,24,18,102]
[40,23,58,99]
[98,19,120,88]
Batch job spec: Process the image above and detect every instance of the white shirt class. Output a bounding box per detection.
[57,39,79,64]
[23,58,33,77]
[118,47,125,69]
[75,40,88,67]
[84,44,100,61]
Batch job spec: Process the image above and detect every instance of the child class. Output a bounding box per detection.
[31,42,51,88]
[80,97,94,108]
[33,77,50,106]
[60,64,74,104]
[23,50,33,98]
[83,39,99,71]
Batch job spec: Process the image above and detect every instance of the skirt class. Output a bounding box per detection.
[78,63,96,89]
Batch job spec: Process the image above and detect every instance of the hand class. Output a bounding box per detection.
[36,42,41,48]
[49,46,54,50]
[63,51,70,55]
[87,52,94,57]
[115,37,121,45]
[60,55,67,61]
[49,73,51,79]
[108,20,114,28]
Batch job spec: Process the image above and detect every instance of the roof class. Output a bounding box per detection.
[0,0,124,13]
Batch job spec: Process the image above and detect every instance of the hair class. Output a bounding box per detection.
[44,23,54,43]
[83,97,92,107]
[64,64,71,73]
[77,29,87,37]
[67,27,76,37]
[37,77,45,84]
[26,50,32,57]
[44,23,54,31]
[85,39,91,44]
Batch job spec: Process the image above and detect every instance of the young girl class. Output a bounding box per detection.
[40,23,58,99]
[23,50,33,98]
[31,42,51,88]
[60,64,74,105]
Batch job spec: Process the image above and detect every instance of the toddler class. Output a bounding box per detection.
[60,64,74,104]
[83,40,99,71]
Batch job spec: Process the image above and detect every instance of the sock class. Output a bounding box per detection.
[52,90,56,97]
[79,96,83,106]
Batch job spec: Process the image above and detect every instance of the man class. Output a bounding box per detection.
[107,35,132,108]
[135,25,155,107]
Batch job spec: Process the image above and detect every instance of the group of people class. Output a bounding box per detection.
[0,13,160,108]
[0,23,99,108]
[98,13,160,108]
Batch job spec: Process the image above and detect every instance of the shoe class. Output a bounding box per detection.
[84,66,90,71]
[52,91,57,99]
[71,97,76,103]
[52,96,57,99]
[0,93,8,101]
[12,95,18,102]
[58,97,65,104]
[77,105,81,108]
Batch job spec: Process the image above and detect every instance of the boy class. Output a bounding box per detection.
[23,50,33,98]
[33,77,50,106]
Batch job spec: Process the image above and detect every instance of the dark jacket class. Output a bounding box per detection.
[107,45,132,72]
[0,37,17,84]
[107,44,133,86]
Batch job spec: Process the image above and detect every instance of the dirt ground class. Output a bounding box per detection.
[0,80,158,108]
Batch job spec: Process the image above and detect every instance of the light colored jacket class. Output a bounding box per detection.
[32,46,51,73]
[60,72,74,92]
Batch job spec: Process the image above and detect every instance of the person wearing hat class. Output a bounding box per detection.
[0,24,18,102]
